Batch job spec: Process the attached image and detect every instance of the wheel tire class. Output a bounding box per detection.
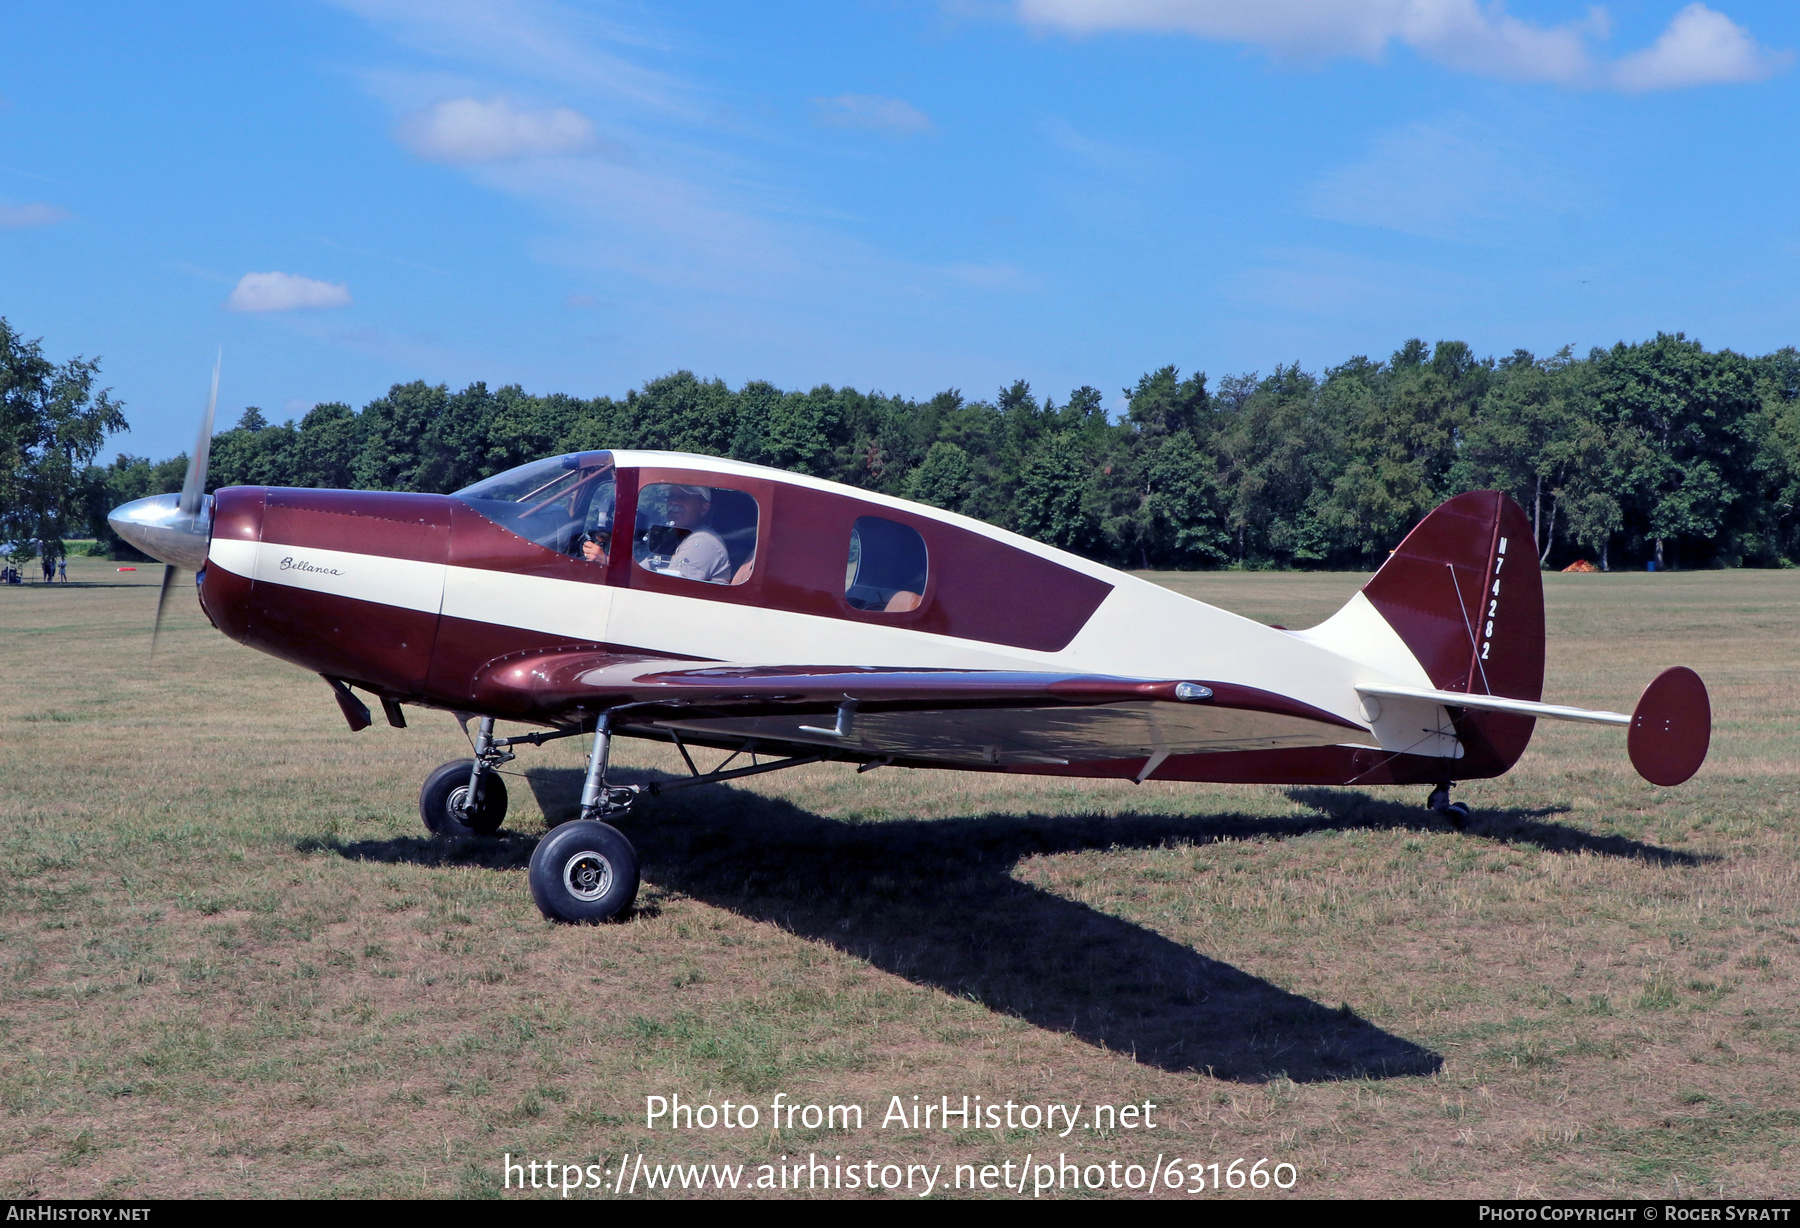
[419,759,508,838]
[1443,801,1472,829]
[528,820,639,923]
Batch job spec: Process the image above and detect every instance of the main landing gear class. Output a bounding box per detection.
[418,710,836,923]
[414,713,642,922]
[528,712,642,924]
[1427,782,1472,829]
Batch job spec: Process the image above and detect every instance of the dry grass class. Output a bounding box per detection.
[0,559,1795,1198]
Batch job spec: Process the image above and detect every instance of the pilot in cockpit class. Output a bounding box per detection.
[578,483,616,565]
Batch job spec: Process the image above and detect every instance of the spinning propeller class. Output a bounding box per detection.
[108,355,220,656]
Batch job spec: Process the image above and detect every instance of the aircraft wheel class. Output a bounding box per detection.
[528,820,639,923]
[420,759,508,838]
[1442,801,1471,829]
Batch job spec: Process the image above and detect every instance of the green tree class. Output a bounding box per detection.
[1322,341,1486,563]
[902,440,974,513]
[1012,434,1102,554]
[1591,333,1761,568]
[0,319,126,562]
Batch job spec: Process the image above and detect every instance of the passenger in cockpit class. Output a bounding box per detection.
[661,486,731,583]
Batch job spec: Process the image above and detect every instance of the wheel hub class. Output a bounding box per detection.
[563,851,614,901]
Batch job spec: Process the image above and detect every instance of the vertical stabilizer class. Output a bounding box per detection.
[1359,490,1545,774]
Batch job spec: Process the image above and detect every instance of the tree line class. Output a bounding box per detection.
[8,313,1799,570]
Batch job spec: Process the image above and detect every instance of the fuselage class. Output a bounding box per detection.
[184,450,1498,786]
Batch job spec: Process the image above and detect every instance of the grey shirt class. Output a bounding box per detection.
[668,528,732,583]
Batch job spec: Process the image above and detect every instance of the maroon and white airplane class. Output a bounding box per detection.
[112,394,1711,924]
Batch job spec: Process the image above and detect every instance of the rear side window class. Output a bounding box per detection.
[845,516,928,612]
[633,483,760,585]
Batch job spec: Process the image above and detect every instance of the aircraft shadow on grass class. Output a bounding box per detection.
[313,768,1704,1084]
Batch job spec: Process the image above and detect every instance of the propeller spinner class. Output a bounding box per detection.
[108,355,220,655]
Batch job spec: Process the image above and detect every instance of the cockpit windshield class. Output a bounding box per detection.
[452,453,615,561]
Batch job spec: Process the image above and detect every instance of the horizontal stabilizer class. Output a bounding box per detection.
[1360,666,1711,787]
[1355,684,1629,727]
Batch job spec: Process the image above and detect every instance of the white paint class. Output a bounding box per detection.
[1288,590,1435,689]
[442,565,614,643]
[210,536,445,615]
[1357,683,1630,726]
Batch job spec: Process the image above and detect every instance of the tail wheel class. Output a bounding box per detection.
[1426,786,1471,830]
[420,758,508,838]
[528,820,639,923]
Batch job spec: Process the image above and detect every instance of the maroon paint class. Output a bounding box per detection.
[1361,490,1544,779]
[200,487,264,643]
[262,488,452,563]
[616,466,1112,652]
[762,480,1111,652]
[1628,666,1711,786]
[245,582,441,694]
[197,559,254,643]
[209,486,265,552]
[461,655,1364,732]
[201,487,444,693]
[256,492,451,688]
[423,616,689,709]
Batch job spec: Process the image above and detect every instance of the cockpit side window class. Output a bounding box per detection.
[453,454,615,563]
[633,483,759,586]
[845,516,928,612]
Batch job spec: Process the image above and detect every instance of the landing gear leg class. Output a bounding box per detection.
[528,712,641,923]
[1426,781,1471,829]
[420,716,514,838]
[577,712,641,821]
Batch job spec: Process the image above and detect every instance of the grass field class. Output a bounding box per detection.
[0,558,1795,1199]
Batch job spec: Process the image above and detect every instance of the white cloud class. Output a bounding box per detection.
[0,202,71,228]
[226,272,353,313]
[1611,4,1791,91]
[398,96,598,162]
[1015,0,1788,90]
[812,94,934,135]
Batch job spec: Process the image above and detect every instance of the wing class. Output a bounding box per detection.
[468,651,1369,773]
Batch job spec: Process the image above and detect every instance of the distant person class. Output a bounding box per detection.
[41,556,53,583]
[57,558,68,583]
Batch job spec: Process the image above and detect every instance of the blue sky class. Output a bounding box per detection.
[2,1,1796,459]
